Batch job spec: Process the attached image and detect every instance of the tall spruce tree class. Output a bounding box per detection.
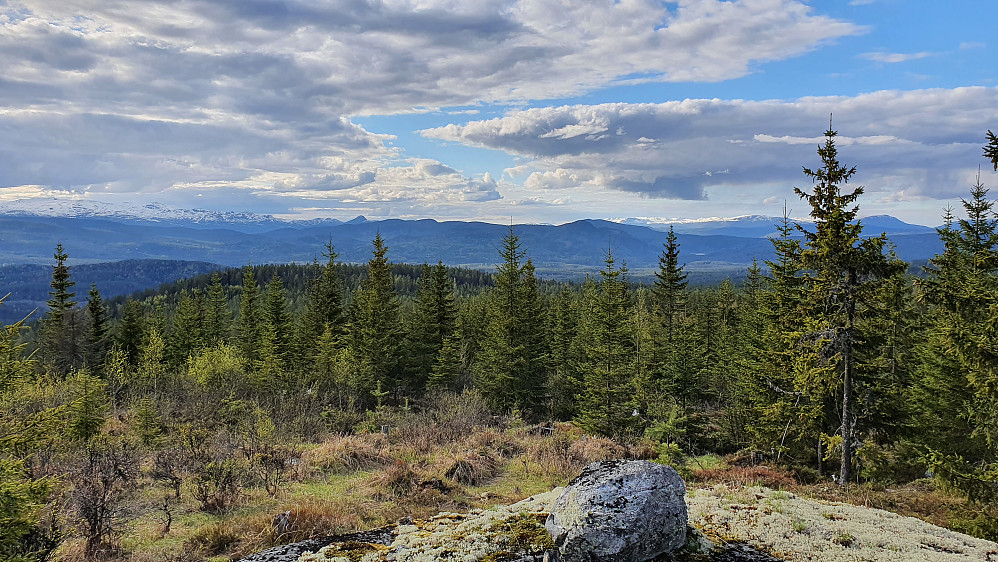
[794,122,897,484]
[918,166,998,502]
[39,243,83,374]
[653,226,688,345]
[85,283,109,369]
[547,287,581,419]
[168,290,205,368]
[475,227,547,416]
[264,276,293,366]
[203,272,230,345]
[575,248,636,437]
[408,262,457,390]
[117,299,145,366]
[350,233,403,403]
[237,266,264,365]
[297,241,345,367]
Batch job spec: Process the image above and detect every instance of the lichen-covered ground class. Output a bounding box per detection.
[688,485,998,561]
[299,490,560,562]
[297,484,998,562]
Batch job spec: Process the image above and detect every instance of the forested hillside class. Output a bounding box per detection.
[2,128,997,560]
[0,260,222,325]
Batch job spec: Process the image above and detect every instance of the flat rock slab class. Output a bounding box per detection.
[240,527,393,562]
[545,460,688,562]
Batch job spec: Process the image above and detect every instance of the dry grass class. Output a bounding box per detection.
[567,435,628,464]
[367,460,422,499]
[691,464,799,489]
[302,433,392,475]
[442,451,500,486]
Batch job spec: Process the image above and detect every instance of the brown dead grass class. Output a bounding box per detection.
[302,433,392,475]
[690,464,800,489]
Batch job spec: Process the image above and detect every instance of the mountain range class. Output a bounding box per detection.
[0,200,942,273]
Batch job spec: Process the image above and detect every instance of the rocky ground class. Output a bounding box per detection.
[688,485,998,561]
[240,485,998,562]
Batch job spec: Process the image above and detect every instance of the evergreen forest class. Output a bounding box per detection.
[3,127,998,560]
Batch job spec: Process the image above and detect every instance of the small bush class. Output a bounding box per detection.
[189,458,248,512]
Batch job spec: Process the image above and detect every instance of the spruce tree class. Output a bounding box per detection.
[653,226,688,345]
[117,299,145,366]
[203,272,230,345]
[575,249,636,437]
[794,122,897,484]
[427,336,462,391]
[39,243,83,374]
[547,287,581,419]
[237,266,263,365]
[85,283,109,369]
[264,276,292,365]
[297,241,345,368]
[475,226,546,416]
[349,233,403,403]
[517,259,548,412]
[168,290,205,368]
[985,129,998,171]
[917,169,998,501]
[408,262,457,390]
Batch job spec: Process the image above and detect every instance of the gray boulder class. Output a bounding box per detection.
[545,459,687,562]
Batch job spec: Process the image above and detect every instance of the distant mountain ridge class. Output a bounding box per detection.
[0,198,943,283]
[0,198,345,233]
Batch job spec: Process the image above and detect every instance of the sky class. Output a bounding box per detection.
[1,0,997,226]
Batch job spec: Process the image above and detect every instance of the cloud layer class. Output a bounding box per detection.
[0,0,862,217]
[423,87,998,202]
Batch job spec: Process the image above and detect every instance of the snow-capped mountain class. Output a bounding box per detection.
[613,214,933,237]
[0,198,342,232]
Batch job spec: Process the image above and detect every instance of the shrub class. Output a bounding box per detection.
[189,458,247,513]
[68,436,137,559]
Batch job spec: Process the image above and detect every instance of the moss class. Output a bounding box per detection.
[488,512,555,555]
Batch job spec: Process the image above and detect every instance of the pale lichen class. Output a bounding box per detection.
[687,485,998,561]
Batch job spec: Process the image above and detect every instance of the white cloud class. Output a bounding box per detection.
[861,51,934,64]
[0,0,864,217]
[423,87,998,201]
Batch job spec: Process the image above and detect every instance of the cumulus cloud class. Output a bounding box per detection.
[423,87,998,200]
[0,0,862,217]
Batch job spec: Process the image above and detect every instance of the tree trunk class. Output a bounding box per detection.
[840,344,852,485]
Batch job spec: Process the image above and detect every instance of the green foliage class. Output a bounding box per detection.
[0,458,57,562]
[793,123,901,483]
[66,370,108,442]
[117,299,146,366]
[237,266,264,365]
[574,250,637,437]
[132,397,163,448]
[408,262,458,390]
[349,234,404,404]
[85,283,110,369]
[476,227,548,417]
[190,458,247,513]
[187,343,244,389]
[916,165,998,504]
[985,129,998,172]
